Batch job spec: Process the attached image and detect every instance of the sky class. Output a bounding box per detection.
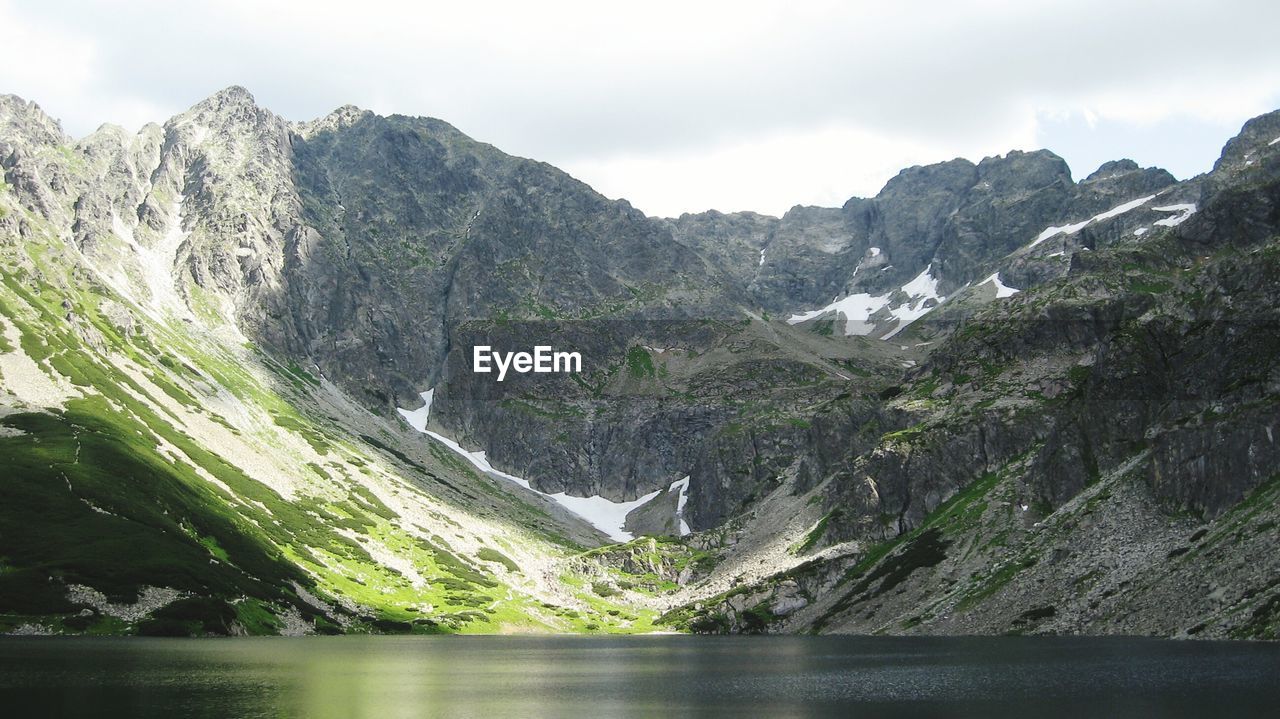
[3,0,1279,218]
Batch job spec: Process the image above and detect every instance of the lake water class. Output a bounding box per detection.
[1,635,1277,717]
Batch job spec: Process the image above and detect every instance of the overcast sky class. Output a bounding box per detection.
[4,0,1279,217]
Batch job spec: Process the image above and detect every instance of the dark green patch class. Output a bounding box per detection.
[794,509,840,554]
[137,597,239,637]
[477,547,519,573]
[625,346,655,379]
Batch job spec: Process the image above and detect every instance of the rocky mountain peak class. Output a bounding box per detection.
[296,104,373,139]
[75,123,137,158]
[200,84,258,111]
[1213,108,1280,174]
[877,157,978,199]
[0,93,67,149]
[974,149,1072,193]
[172,85,280,142]
[1084,159,1140,182]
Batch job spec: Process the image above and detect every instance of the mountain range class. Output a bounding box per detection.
[1,86,1277,639]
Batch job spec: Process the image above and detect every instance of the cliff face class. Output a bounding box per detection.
[0,90,683,637]
[284,109,740,406]
[2,87,1278,639]
[662,110,1280,640]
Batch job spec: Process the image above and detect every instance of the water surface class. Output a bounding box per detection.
[2,635,1277,717]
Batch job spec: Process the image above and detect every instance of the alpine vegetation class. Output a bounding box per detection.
[2,86,1279,641]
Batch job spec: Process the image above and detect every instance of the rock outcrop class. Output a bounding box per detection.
[3,88,1279,639]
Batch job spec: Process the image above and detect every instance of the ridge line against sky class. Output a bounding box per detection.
[3,0,1279,218]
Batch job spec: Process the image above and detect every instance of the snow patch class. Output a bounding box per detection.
[671,476,691,536]
[883,265,945,339]
[758,248,766,267]
[396,389,434,432]
[1270,136,1280,146]
[847,247,882,282]
[787,264,945,339]
[541,489,662,542]
[1029,194,1156,249]
[899,264,939,297]
[1152,203,1197,228]
[787,291,890,336]
[397,390,664,541]
[1095,195,1159,222]
[1030,218,1091,248]
[1134,227,1149,237]
[981,272,1020,298]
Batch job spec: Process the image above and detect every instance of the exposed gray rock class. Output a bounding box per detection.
[4,86,1279,640]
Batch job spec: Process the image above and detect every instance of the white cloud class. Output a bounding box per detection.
[0,2,96,116]
[2,0,1279,215]
[567,118,1041,217]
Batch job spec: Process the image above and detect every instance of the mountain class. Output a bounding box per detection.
[1,87,1277,639]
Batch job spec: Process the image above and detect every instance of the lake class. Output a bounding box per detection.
[1,635,1278,717]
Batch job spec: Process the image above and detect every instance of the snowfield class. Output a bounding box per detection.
[1029,194,1156,249]
[1153,203,1197,228]
[671,476,692,536]
[787,263,945,340]
[981,272,1020,298]
[398,389,670,541]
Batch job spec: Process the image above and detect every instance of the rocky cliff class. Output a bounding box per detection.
[2,87,1277,639]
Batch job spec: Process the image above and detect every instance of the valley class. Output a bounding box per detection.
[1,87,1278,640]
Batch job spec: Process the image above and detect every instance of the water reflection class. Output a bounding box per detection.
[1,635,1278,718]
